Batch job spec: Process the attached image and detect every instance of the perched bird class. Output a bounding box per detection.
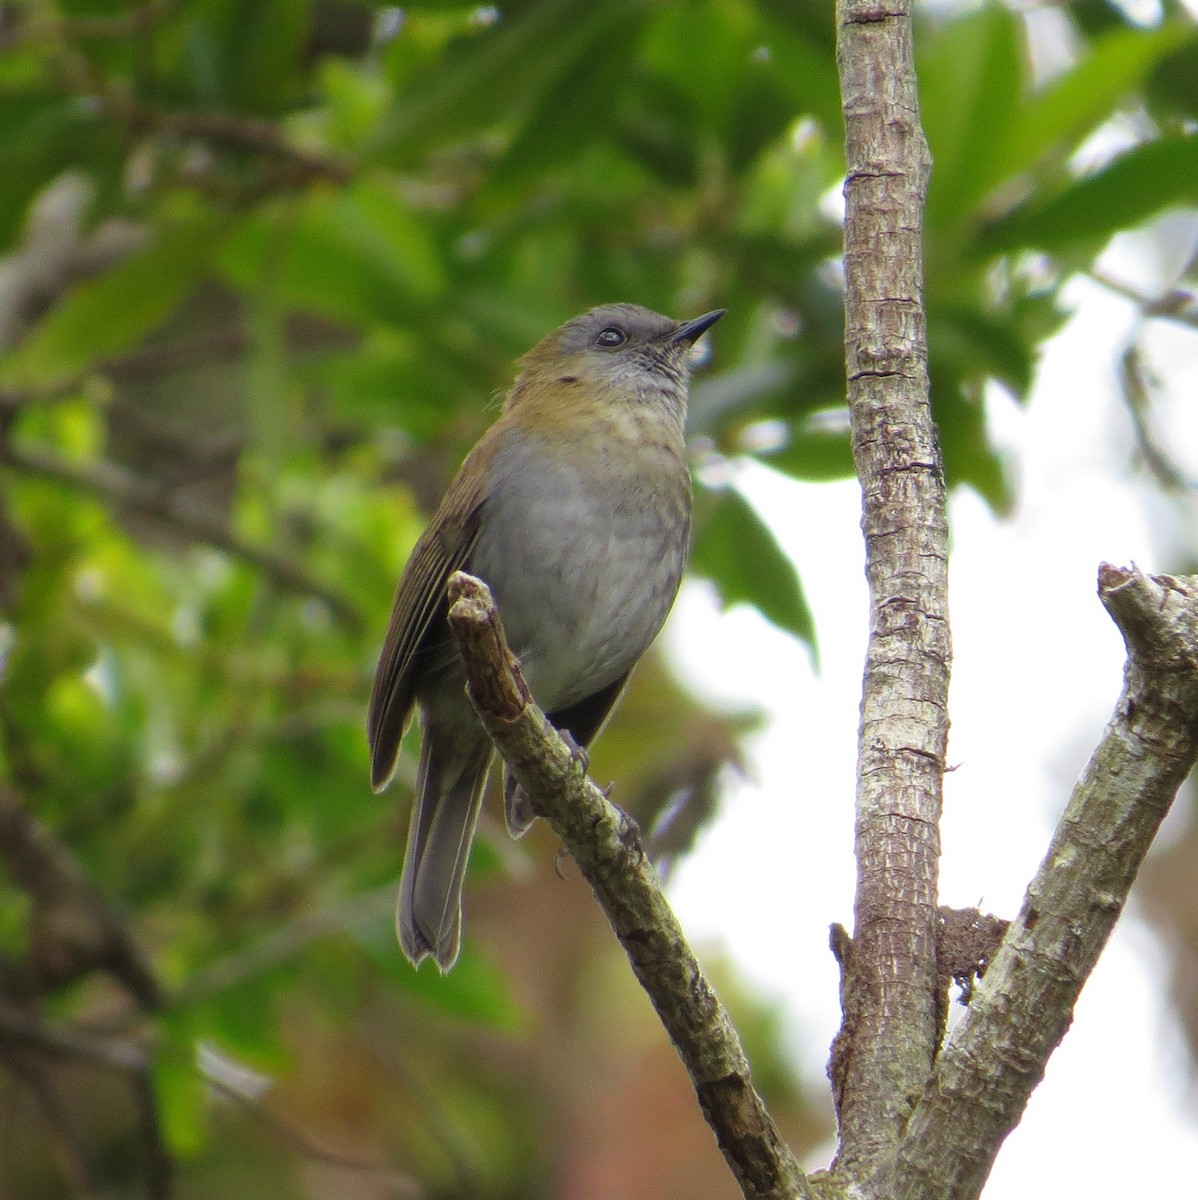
[368,302,725,970]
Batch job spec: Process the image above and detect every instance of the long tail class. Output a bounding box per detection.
[397,727,493,971]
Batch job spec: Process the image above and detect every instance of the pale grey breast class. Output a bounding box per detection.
[472,423,690,713]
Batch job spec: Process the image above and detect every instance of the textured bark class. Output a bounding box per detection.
[445,571,812,1200]
[832,0,947,1175]
[883,566,1198,1200]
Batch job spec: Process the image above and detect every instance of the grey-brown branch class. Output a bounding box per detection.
[444,571,812,1200]
[833,0,947,1175]
[882,565,1198,1200]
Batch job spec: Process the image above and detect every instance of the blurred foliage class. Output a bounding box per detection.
[0,0,1196,1196]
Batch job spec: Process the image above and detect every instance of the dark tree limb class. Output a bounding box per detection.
[833,0,947,1176]
[883,566,1198,1200]
[128,1061,176,1200]
[0,785,162,1009]
[444,571,812,1200]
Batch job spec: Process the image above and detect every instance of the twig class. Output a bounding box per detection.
[0,373,95,414]
[103,328,252,380]
[2,998,411,1195]
[832,0,947,1176]
[101,94,354,185]
[443,571,812,1200]
[1091,269,1198,331]
[1,1047,104,1199]
[0,1002,174,1198]
[0,1000,147,1071]
[356,1013,488,1196]
[0,440,361,629]
[204,1073,424,1197]
[1119,345,1196,492]
[0,1,173,50]
[885,566,1198,1200]
[174,886,393,1008]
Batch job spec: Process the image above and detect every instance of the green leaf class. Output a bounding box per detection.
[688,359,798,437]
[152,1020,209,1157]
[754,11,843,139]
[5,214,224,387]
[921,4,1023,230]
[371,0,634,164]
[220,179,447,327]
[762,420,854,482]
[934,389,1014,515]
[1000,24,1193,187]
[355,910,525,1028]
[203,974,290,1070]
[690,486,815,650]
[0,95,117,246]
[639,0,758,133]
[491,9,640,184]
[980,133,1198,253]
[158,0,313,113]
[927,304,1036,397]
[1146,35,1198,121]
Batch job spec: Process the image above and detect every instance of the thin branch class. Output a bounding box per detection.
[2,1000,410,1195]
[0,1000,147,1071]
[886,566,1198,1200]
[203,1072,424,1197]
[1119,344,1196,493]
[174,886,393,1008]
[356,1012,491,1197]
[1,1047,105,1199]
[443,571,813,1200]
[0,440,361,629]
[100,94,354,185]
[103,327,251,382]
[1091,269,1198,331]
[832,0,947,1176]
[0,373,97,414]
[0,1,174,49]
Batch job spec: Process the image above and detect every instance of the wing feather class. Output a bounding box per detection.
[367,444,493,792]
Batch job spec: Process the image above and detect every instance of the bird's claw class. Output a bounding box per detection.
[560,730,590,774]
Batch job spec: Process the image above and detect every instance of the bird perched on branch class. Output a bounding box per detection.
[368,302,725,970]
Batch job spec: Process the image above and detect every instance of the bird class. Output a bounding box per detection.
[367,302,725,970]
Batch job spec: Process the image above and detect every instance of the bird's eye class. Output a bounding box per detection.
[596,327,627,348]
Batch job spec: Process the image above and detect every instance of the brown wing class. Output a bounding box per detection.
[367,447,492,793]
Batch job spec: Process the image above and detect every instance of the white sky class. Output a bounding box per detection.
[665,232,1198,1194]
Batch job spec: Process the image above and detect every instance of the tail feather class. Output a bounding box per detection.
[397,731,493,971]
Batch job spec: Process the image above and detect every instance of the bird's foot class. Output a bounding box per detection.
[560,730,590,774]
